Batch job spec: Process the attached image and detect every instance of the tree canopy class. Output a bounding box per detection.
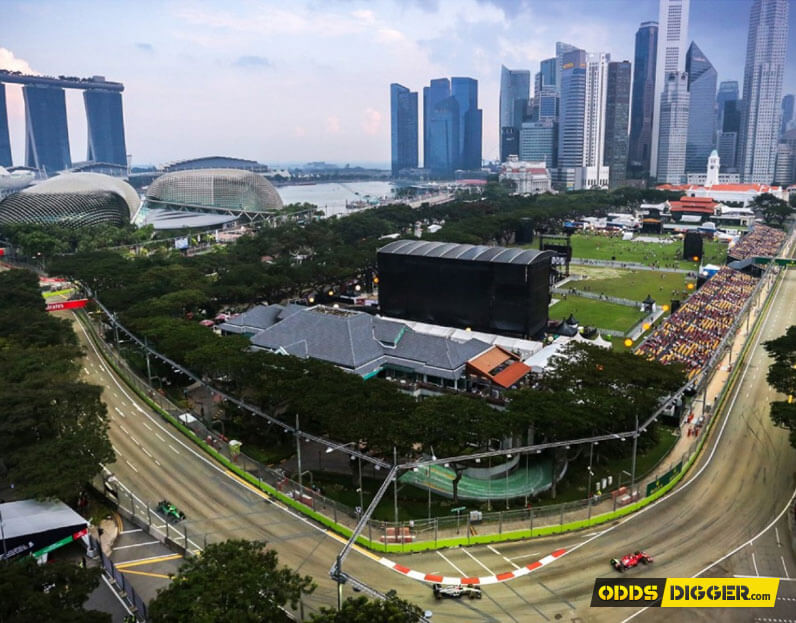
[764,325,796,448]
[0,269,113,499]
[310,595,425,623]
[750,193,793,227]
[0,556,110,623]
[148,540,315,623]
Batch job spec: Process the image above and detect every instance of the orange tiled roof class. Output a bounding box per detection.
[492,361,532,388]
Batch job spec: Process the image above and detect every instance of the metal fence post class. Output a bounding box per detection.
[434,518,438,547]
[466,514,471,544]
[499,511,503,535]
[560,503,564,526]
[530,508,534,534]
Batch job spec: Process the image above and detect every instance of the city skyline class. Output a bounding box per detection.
[2,0,796,167]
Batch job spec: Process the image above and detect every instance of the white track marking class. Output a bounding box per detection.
[462,547,494,575]
[119,529,142,535]
[113,540,160,550]
[488,545,521,569]
[124,459,139,473]
[119,424,129,435]
[155,433,165,442]
[84,367,90,374]
[111,444,121,457]
[101,575,134,615]
[752,551,759,576]
[436,551,466,576]
[509,552,540,560]
[130,436,140,447]
[142,447,153,458]
[143,421,152,431]
[114,407,126,418]
[782,556,790,578]
[168,444,180,454]
[775,527,782,547]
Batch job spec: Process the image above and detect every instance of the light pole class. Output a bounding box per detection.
[505,454,511,509]
[586,442,594,520]
[295,414,303,495]
[631,415,639,494]
[393,446,399,526]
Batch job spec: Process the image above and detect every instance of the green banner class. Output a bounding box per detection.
[646,460,683,497]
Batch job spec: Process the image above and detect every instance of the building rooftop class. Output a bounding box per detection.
[378,239,555,266]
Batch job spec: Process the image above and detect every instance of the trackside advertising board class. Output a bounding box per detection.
[591,578,779,608]
[45,299,89,312]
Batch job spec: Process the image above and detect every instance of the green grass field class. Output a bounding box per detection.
[565,233,728,269]
[570,266,694,302]
[549,295,645,332]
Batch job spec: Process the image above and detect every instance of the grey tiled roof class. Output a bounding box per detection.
[244,305,492,379]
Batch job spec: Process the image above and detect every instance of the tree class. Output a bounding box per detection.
[0,270,113,500]
[764,326,796,448]
[0,556,110,623]
[750,192,792,227]
[310,595,424,623]
[148,540,315,623]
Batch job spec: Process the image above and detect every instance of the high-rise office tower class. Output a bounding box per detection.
[499,66,531,161]
[23,85,72,174]
[628,21,658,178]
[604,61,632,188]
[427,96,459,177]
[390,83,418,176]
[84,89,127,166]
[583,52,610,170]
[738,0,789,184]
[656,72,690,184]
[451,77,482,170]
[558,49,588,169]
[716,81,740,127]
[540,58,557,90]
[0,83,11,167]
[773,142,793,185]
[650,0,690,178]
[685,42,717,173]
[519,120,556,164]
[556,42,579,92]
[781,94,794,137]
[718,99,742,171]
[423,78,450,168]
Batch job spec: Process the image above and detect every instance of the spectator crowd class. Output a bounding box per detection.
[637,267,757,378]
[727,224,786,260]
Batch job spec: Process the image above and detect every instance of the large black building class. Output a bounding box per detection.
[377,240,554,338]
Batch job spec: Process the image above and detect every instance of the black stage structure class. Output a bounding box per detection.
[377,240,555,338]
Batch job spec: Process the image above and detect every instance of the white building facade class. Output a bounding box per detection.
[656,72,690,184]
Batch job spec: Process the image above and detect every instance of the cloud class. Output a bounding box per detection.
[135,42,154,52]
[361,108,382,135]
[325,115,341,134]
[234,55,271,69]
[294,126,307,137]
[0,47,36,73]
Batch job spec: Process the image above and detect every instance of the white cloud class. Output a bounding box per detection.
[325,115,341,134]
[0,47,37,73]
[294,125,307,137]
[361,108,382,135]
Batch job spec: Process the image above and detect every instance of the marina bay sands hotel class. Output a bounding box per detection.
[0,70,127,174]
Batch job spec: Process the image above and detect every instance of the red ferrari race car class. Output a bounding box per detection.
[610,550,654,572]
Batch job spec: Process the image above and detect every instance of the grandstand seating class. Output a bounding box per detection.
[728,224,786,260]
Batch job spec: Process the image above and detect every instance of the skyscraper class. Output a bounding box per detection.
[23,85,72,174]
[427,96,459,178]
[583,52,610,170]
[84,89,127,166]
[499,66,531,161]
[650,0,690,178]
[604,61,632,188]
[738,0,789,184]
[656,72,690,184]
[716,81,741,171]
[781,94,794,137]
[390,83,418,176]
[558,49,588,170]
[556,42,579,92]
[716,80,740,128]
[0,84,11,167]
[628,21,658,178]
[451,77,482,170]
[423,78,450,168]
[685,42,717,173]
[519,120,556,164]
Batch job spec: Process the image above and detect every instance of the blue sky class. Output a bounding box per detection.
[2,0,794,167]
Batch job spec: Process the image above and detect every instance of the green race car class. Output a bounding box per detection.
[155,499,186,523]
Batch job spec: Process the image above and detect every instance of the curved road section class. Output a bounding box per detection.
[71,264,796,622]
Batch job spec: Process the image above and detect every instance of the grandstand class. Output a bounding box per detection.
[727,224,787,261]
[637,267,756,378]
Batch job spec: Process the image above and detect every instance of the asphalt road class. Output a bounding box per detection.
[70,264,796,622]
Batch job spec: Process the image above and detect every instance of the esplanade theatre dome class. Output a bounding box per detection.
[0,172,138,229]
[143,169,283,229]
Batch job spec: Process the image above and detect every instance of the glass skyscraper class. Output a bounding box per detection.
[390,83,418,176]
[540,58,557,89]
[519,120,556,164]
[685,42,717,173]
[657,72,690,184]
[558,49,587,169]
[84,90,127,166]
[427,96,459,178]
[781,94,794,137]
[604,61,632,188]
[499,66,530,161]
[423,78,450,169]
[23,85,71,174]
[0,84,11,167]
[628,21,658,178]
[451,77,482,171]
[739,0,789,183]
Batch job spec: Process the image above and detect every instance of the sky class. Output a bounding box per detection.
[2,0,795,168]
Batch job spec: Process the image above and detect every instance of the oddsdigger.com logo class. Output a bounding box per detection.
[590,578,779,607]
